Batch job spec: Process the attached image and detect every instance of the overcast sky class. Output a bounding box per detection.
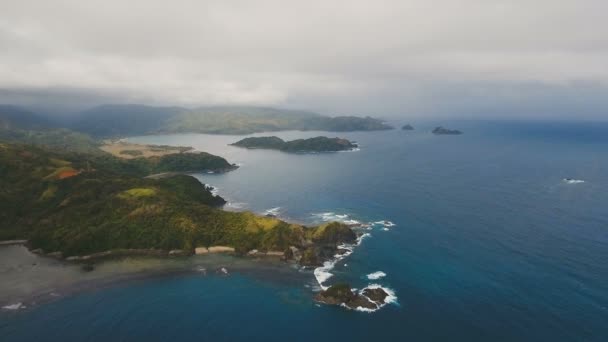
[1,0,607,119]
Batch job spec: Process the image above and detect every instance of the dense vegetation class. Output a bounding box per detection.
[66,104,393,137]
[0,144,355,259]
[231,136,358,152]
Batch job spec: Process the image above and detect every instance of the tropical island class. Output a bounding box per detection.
[432,126,463,135]
[230,136,358,152]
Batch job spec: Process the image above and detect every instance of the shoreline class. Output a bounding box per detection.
[0,245,306,312]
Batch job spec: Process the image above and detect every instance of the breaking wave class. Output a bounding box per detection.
[367,271,387,280]
[263,207,282,217]
[563,178,585,184]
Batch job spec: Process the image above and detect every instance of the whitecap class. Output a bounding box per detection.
[314,260,337,290]
[373,220,396,228]
[206,185,219,196]
[2,302,24,310]
[563,178,585,184]
[312,212,361,226]
[263,207,281,217]
[226,202,247,209]
[367,271,387,280]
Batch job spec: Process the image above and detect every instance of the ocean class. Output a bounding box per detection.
[2,120,608,341]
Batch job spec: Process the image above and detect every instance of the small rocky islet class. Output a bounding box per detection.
[314,283,390,311]
[432,126,463,135]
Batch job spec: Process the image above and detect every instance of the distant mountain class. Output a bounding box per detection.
[71,104,184,137]
[0,105,53,130]
[70,104,393,137]
[0,105,99,153]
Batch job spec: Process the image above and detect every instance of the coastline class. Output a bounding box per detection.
[0,244,305,312]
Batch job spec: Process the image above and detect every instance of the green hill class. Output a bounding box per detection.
[0,144,355,261]
[69,104,393,137]
[0,105,100,154]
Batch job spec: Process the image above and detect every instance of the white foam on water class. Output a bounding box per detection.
[367,271,387,280]
[226,202,247,209]
[314,260,337,290]
[2,302,24,310]
[373,220,396,228]
[337,147,361,153]
[563,178,585,184]
[207,185,219,196]
[263,207,281,217]
[312,212,361,226]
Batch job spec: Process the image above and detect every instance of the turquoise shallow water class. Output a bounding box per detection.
[2,120,608,341]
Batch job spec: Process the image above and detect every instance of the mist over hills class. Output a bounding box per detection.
[1,104,394,138]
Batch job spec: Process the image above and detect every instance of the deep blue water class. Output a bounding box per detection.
[3,120,608,341]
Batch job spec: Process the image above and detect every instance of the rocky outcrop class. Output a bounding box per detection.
[314,283,390,311]
[432,126,462,135]
[402,124,414,130]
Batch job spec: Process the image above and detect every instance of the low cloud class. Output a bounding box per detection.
[1,0,607,118]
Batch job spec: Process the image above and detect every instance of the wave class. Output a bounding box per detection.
[367,271,387,280]
[337,147,361,153]
[207,185,219,196]
[313,233,370,290]
[263,207,282,217]
[563,178,585,184]
[373,220,396,228]
[312,212,361,226]
[2,302,25,310]
[226,202,247,209]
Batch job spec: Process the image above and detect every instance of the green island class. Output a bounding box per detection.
[230,136,358,152]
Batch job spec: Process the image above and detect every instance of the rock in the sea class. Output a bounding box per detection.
[314,283,380,310]
[363,287,389,304]
[432,126,462,135]
[402,124,414,130]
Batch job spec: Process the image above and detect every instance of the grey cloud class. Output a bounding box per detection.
[0,0,607,118]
